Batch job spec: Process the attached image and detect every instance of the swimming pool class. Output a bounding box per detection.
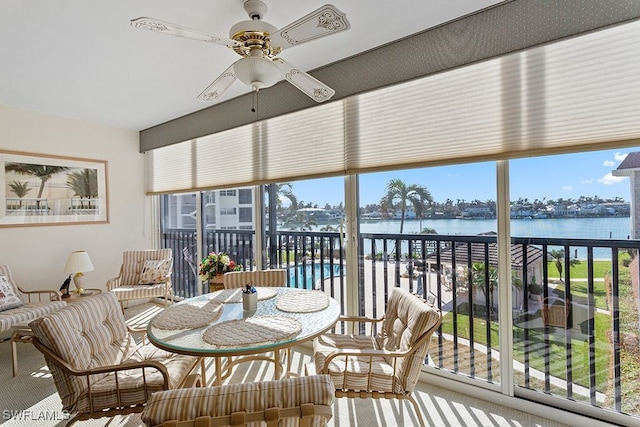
[287,263,344,289]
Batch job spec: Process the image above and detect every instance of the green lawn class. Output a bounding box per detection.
[549,259,613,280]
[440,309,612,390]
[545,260,612,310]
[438,254,639,415]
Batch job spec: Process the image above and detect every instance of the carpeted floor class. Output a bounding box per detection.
[0,302,573,427]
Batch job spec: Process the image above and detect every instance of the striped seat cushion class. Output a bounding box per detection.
[109,283,169,301]
[73,343,198,414]
[313,333,397,392]
[141,375,334,427]
[0,301,67,333]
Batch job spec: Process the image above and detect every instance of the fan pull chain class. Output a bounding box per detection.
[251,88,259,121]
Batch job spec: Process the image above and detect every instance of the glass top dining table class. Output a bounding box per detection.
[147,287,341,385]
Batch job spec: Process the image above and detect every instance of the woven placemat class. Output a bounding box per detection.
[211,287,277,304]
[276,290,330,313]
[202,316,302,347]
[152,300,223,330]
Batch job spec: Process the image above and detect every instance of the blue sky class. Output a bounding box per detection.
[287,147,636,207]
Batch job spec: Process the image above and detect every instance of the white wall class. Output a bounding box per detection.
[0,104,153,292]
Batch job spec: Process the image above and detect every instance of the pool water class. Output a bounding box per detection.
[288,263,344,289]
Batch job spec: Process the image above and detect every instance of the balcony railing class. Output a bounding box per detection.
[161,228,640,420]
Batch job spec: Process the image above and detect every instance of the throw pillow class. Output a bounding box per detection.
[138,259,171,285]
[0,274,24,312]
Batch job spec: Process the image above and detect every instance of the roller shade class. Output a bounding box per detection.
[147,101,344,194]
[147,19,640,194]
[347,19,640,173]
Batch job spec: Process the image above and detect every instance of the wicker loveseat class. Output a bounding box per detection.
[0,265,66,336]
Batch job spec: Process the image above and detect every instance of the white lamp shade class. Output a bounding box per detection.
[234,55,281,90]
[63,251,95,274]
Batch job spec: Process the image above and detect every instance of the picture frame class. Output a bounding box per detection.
[0,150,109,227]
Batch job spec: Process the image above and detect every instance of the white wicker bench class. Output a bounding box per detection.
[0,265,66,376]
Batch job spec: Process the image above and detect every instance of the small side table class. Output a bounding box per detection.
[63,288,102,303]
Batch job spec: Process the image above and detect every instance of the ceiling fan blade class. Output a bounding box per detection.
[197,64,238,102]
[269,4,350,49]
[275,58,335,103]
[130,17,241,49]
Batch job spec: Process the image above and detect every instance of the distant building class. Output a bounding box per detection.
[613,153,639,238]
[165,188,254,230]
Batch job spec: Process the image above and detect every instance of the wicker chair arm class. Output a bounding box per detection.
[333,315,384,334]
[127,325,148,334]
[323,347,410,368]
[105,276,122,291]
[17,286,62,302]
[338,315,384,323]
[32,336,170,385]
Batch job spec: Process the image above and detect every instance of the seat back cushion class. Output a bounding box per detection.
[376,287,442,392]
[0,266,24,311]
[29,292,135,411]
[121,249,172,286]
[141,375,334,427]
[0,265,25,311]
[223,269,286,289]
[139,259,173,285]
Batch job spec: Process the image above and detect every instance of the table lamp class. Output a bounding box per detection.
[63,251,95,294]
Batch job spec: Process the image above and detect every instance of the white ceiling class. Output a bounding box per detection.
[0,0,503,131]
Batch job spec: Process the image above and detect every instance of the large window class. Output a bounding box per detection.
[510,150,639,417]
[359,164,499,383]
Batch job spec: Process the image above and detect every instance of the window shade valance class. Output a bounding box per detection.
[147,19,640,195]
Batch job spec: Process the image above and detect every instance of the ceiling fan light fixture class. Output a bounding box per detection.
[131,3,350,103]
[233,51,281,90]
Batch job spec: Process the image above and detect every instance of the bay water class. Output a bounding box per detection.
[354,217,634,260]
[358,216,632,240]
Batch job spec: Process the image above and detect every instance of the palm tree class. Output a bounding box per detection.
[5,163,69,208]
[471,262,523,311]
[472,262,498,310]
[274,183,297,210]
[320,224,338,232]
[282,210,318,232]
[380,179,433,233]
[548,249,581,281]
[7,180,31,207]
[66,169,98,209]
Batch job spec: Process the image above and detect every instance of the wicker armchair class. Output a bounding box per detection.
[29,292,201,426]
[106,249,174,309]
[307,287,442,427]
[141,375,334,427]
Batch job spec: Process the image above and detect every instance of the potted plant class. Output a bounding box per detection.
[198,252,242,292]
[528,276,543,302]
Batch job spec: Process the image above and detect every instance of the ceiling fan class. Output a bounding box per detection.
[130,0,350,104]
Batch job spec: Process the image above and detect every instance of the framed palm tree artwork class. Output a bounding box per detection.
[0,150,108,226]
